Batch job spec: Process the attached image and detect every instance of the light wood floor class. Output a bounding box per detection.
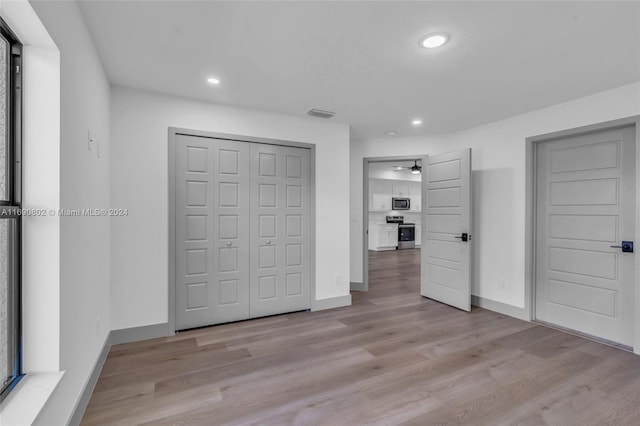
[82,249,640,425]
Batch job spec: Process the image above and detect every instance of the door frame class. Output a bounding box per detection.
[168,127,316,334]
[360,155,426,292]
[525,115,640,353]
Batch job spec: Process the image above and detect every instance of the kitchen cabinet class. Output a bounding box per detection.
[369,178,421,212]
[415,224,422,246]
[370,180,392,211]
[392,182,409,198]
[409,182,421,211]
[380,224,399,249]
[368,223,398,251]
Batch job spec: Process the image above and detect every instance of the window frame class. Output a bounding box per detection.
[0,15,22,403]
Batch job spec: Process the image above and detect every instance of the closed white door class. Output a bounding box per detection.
[175,136,311,330]
[535,127,636,346]
[250,143,311,318]
[421,149,472,311]
[175,135,251,329]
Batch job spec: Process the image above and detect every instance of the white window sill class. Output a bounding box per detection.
[0,372,64,426]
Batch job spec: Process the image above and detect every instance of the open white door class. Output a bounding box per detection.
[421,148,472,311]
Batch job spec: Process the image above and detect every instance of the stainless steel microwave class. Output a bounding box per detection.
[392,197,410,210]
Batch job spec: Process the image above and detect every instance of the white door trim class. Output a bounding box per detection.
[168,127,316,334]
[525,115,640,353]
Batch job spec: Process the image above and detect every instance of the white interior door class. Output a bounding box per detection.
[535,127,636,346]
[421,149,472,311]
[250,143,311,318]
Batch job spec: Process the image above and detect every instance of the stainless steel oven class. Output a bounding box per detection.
[398,223,415,249]
[386,215,415,249]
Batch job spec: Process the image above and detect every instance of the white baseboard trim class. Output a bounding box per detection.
[471,295,528,321]
[111,323,171,346]
[350,282,366,292]
[311,294,352,311]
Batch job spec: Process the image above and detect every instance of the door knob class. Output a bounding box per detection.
[226,241,232,246]
[454,233,470,242]
[266,240,271,245]
[610,241,633,253]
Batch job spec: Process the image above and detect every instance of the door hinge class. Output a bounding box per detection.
[15,65,20,74]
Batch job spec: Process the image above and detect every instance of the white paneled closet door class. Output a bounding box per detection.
[175,135,310,330]
[175,135,251,330]
[250,143,311,318]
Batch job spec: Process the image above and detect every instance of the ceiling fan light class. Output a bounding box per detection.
[411,168,421,174]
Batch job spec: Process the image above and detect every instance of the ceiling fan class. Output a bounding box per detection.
[394,160,422,174]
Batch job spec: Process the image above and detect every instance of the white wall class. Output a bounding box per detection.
[28,1,112,424]
[110,86,350,330]
[351,82,640,308]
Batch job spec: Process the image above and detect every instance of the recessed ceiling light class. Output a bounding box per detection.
[419,33,449,49]
[207,77,220,85]
[411,119,423,126]
[386,131,397,136]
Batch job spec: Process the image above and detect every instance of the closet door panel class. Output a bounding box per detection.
[211,139,251,324]
[175,135,250,330]
[250,144,310,317]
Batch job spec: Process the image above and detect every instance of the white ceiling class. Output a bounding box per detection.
[77,1,640,140]
[369,160,422,180]
[369,160,421,171]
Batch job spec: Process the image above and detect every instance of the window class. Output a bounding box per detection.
[0,16,22,403]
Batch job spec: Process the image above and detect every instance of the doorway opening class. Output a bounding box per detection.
[362,156,424,294]
[362,149,472,311]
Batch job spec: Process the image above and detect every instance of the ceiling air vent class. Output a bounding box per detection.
[307,108,335,119]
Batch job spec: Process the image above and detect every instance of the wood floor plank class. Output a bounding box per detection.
[153,346,373,399]
[91,347,251,393]
[493,350,640,425]
[82,383,222,426]
[404,350,604,425]
[81,249,640,425]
